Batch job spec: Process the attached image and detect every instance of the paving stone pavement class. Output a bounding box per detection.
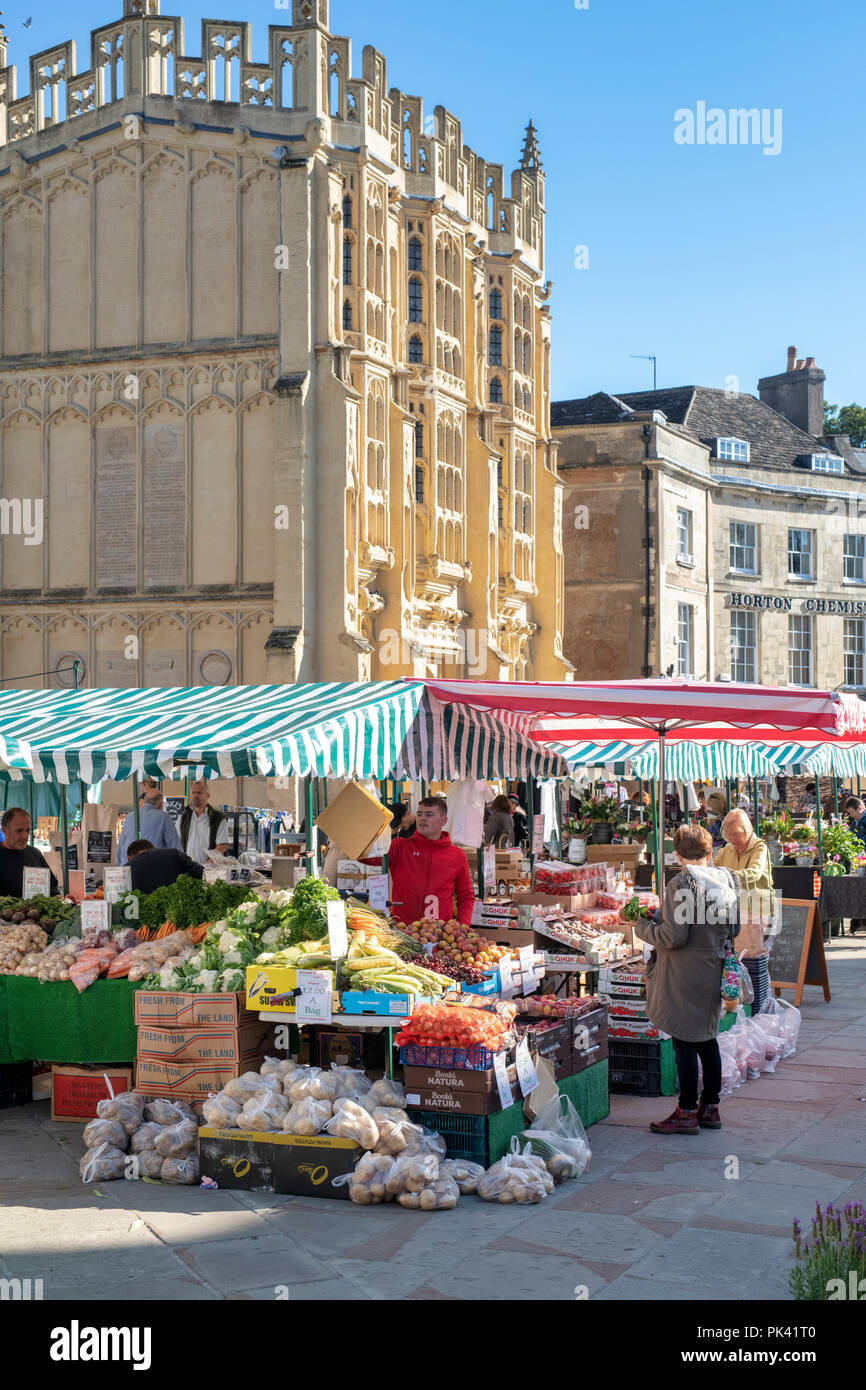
[1,937,863,1301]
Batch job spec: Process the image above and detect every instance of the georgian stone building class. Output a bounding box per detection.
[0,0,567,694]
[554,348,866,689]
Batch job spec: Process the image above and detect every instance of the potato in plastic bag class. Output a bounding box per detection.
[143,1097,193,1127]
[333,1151,395,1205]
[201,1092,243,1129]
[370,1108,415,1157]
[285,1067,319,1102]
[330,1065,372,1099]
[241,1090,289,1132]
[397,1177,459,1211]
[130,1121,167,1153]
[160,1154,200,1185]
[363,1077,405,1111]
[96,1091,145,1135]
[154,1117,198,1159]
[282,1097,332,1136]
[477,1153,550,1204]
[439,1158,485,1195]
[385,1152,439,1196]
[83,1118,127,1151]
[259,1056,293,1086]
[224,1071,279,1104]
[80,1142,127,1183]
[324,1099,379,1149]
[137,1147,166,1179]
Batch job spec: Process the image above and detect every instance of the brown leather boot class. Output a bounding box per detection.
[650,1107,699,1135]
[698,1103,722,1129]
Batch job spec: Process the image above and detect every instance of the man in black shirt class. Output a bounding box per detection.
[0,807,58,897]
[126,840,204,894]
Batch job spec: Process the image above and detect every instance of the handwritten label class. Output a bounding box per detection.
[22,867,50,900]
[295,970,333,1024]
[532,820,545,855]
[326,900,349,960]
[519,943,536,996]
[493,1052,514,1109]
[515,1036,539,1096]
[367,875,389,914]
[482,845,496,890]
[80,900,110,933]
[102,866,131,904]
[498,953,515,1000]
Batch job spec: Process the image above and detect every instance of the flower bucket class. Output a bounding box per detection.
[591,822,613,845]
[795,855,814,867]
[767,838,783,866]
[568,836,587,864]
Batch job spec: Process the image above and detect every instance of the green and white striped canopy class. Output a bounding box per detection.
[771,743,866,777]
[553,740,787,781]
[0,682,568,785]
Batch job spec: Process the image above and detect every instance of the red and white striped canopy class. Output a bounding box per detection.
[423,680,866,741]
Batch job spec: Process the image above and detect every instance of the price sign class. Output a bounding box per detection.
[482,845,496,890]
[103,866,131,904]
[515,1036,539,1097]
[367,875,389,914]
[326,899,349,959]
[204,866,230,883]
[519,943,535,996]
[471,899,484,926]
[86,830,113,865]
[22,867,50,900]
[80,900,110,933]
[295,969,333,1024]
[493,1052,514,1110]
[532,820,545,855]
[498,952,515,1000]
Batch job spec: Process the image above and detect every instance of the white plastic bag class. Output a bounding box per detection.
[523,1093,591,1177]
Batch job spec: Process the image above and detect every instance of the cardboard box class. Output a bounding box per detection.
[134,990,251,1029]
[568,1005,609,1075]
[197,1127,362,1197]
[50,1065,133,1123]
[136,1020,277,1064]
[521,1054,558,1122]
[403,1063,519,1094]
[517,1021,571,1079]
[514,892,598,911]
[135,1055,268,1101]
[584,845,642,864]
[403,1079,521,1114]
[245,965,337,1017]
[314,782,391,860]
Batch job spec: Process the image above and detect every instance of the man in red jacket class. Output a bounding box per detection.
[387,796,475,926]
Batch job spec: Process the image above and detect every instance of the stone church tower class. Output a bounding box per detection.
[0,0,569,690]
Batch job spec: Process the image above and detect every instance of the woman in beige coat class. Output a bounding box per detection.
[633,824,740,1135]
[714,810,775,1012]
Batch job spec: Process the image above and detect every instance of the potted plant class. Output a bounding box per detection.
[764,810,793,863]
[790,824,816,866]
[582,795,622,845]
[819,822,864,875]
[564,810,593,864]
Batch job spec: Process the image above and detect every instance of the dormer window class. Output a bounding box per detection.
[715,437,750,463]
[809,453,843,475]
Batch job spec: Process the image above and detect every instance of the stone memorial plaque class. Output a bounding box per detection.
[95,424,137,589]
[143,421,185,588]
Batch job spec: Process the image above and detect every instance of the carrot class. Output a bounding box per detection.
[136,927,151,942]
[188,926,208,944]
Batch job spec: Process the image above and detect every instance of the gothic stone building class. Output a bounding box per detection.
[553,348,866,689]
[0,0,567,696]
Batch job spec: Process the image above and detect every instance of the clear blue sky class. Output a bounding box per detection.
[5,0,865,407]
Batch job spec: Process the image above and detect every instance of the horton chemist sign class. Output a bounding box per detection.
[726,592,866,615]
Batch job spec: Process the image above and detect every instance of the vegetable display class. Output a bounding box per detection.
[395,1002,512,1052]
[117,876,254,930]
[342,930,455,997]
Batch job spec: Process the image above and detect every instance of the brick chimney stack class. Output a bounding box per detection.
[758,346,826,437]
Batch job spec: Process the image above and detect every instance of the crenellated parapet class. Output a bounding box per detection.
[0,0,544,258]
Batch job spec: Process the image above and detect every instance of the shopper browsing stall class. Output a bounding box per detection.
[484,794,515,847]
[115,779,183,864]
[714,810,775,1012]
[179,781,230,864]
[126,839,204,892]
[387,795,475,926]
[0,808,59,897]
[845,796,866,847]
[633,824,740,1136]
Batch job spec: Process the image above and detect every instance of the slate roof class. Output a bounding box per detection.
[552,386,849,475]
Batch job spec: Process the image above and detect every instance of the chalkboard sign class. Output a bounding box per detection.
[65,844,78,870]
[86,830,113,865]
[768,898,831,1007]
[164,797,185,827]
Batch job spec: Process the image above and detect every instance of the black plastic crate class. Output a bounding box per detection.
[0,1062,33,1109]
[608,1038,664,1097]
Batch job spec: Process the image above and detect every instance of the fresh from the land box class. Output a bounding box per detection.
[50,1065,133,1123]
[134,990,251,1029]
[135,1054,269,1101]
[197,1127,362,1197]
[136,1020,277,1064]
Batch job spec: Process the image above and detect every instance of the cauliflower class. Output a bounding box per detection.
[218,929,242,954]
[260,926,281,947]
[193,969,219,992]
[159,967,181,990]
[188,952,203,970]
[235,902,258,926]
[222,950,243,965]
[219,968,244,993]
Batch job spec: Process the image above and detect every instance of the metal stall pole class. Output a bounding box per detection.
[653,733,666,897]
[833,774,839,819]
[59,785,70,896]
[304,775,315,876]
[527,773,537,869]
[131,772,141,840]
[752,777,760,837]
[28,782,35,846]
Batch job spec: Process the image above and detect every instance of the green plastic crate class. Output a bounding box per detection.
[558,1059,610,1126]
